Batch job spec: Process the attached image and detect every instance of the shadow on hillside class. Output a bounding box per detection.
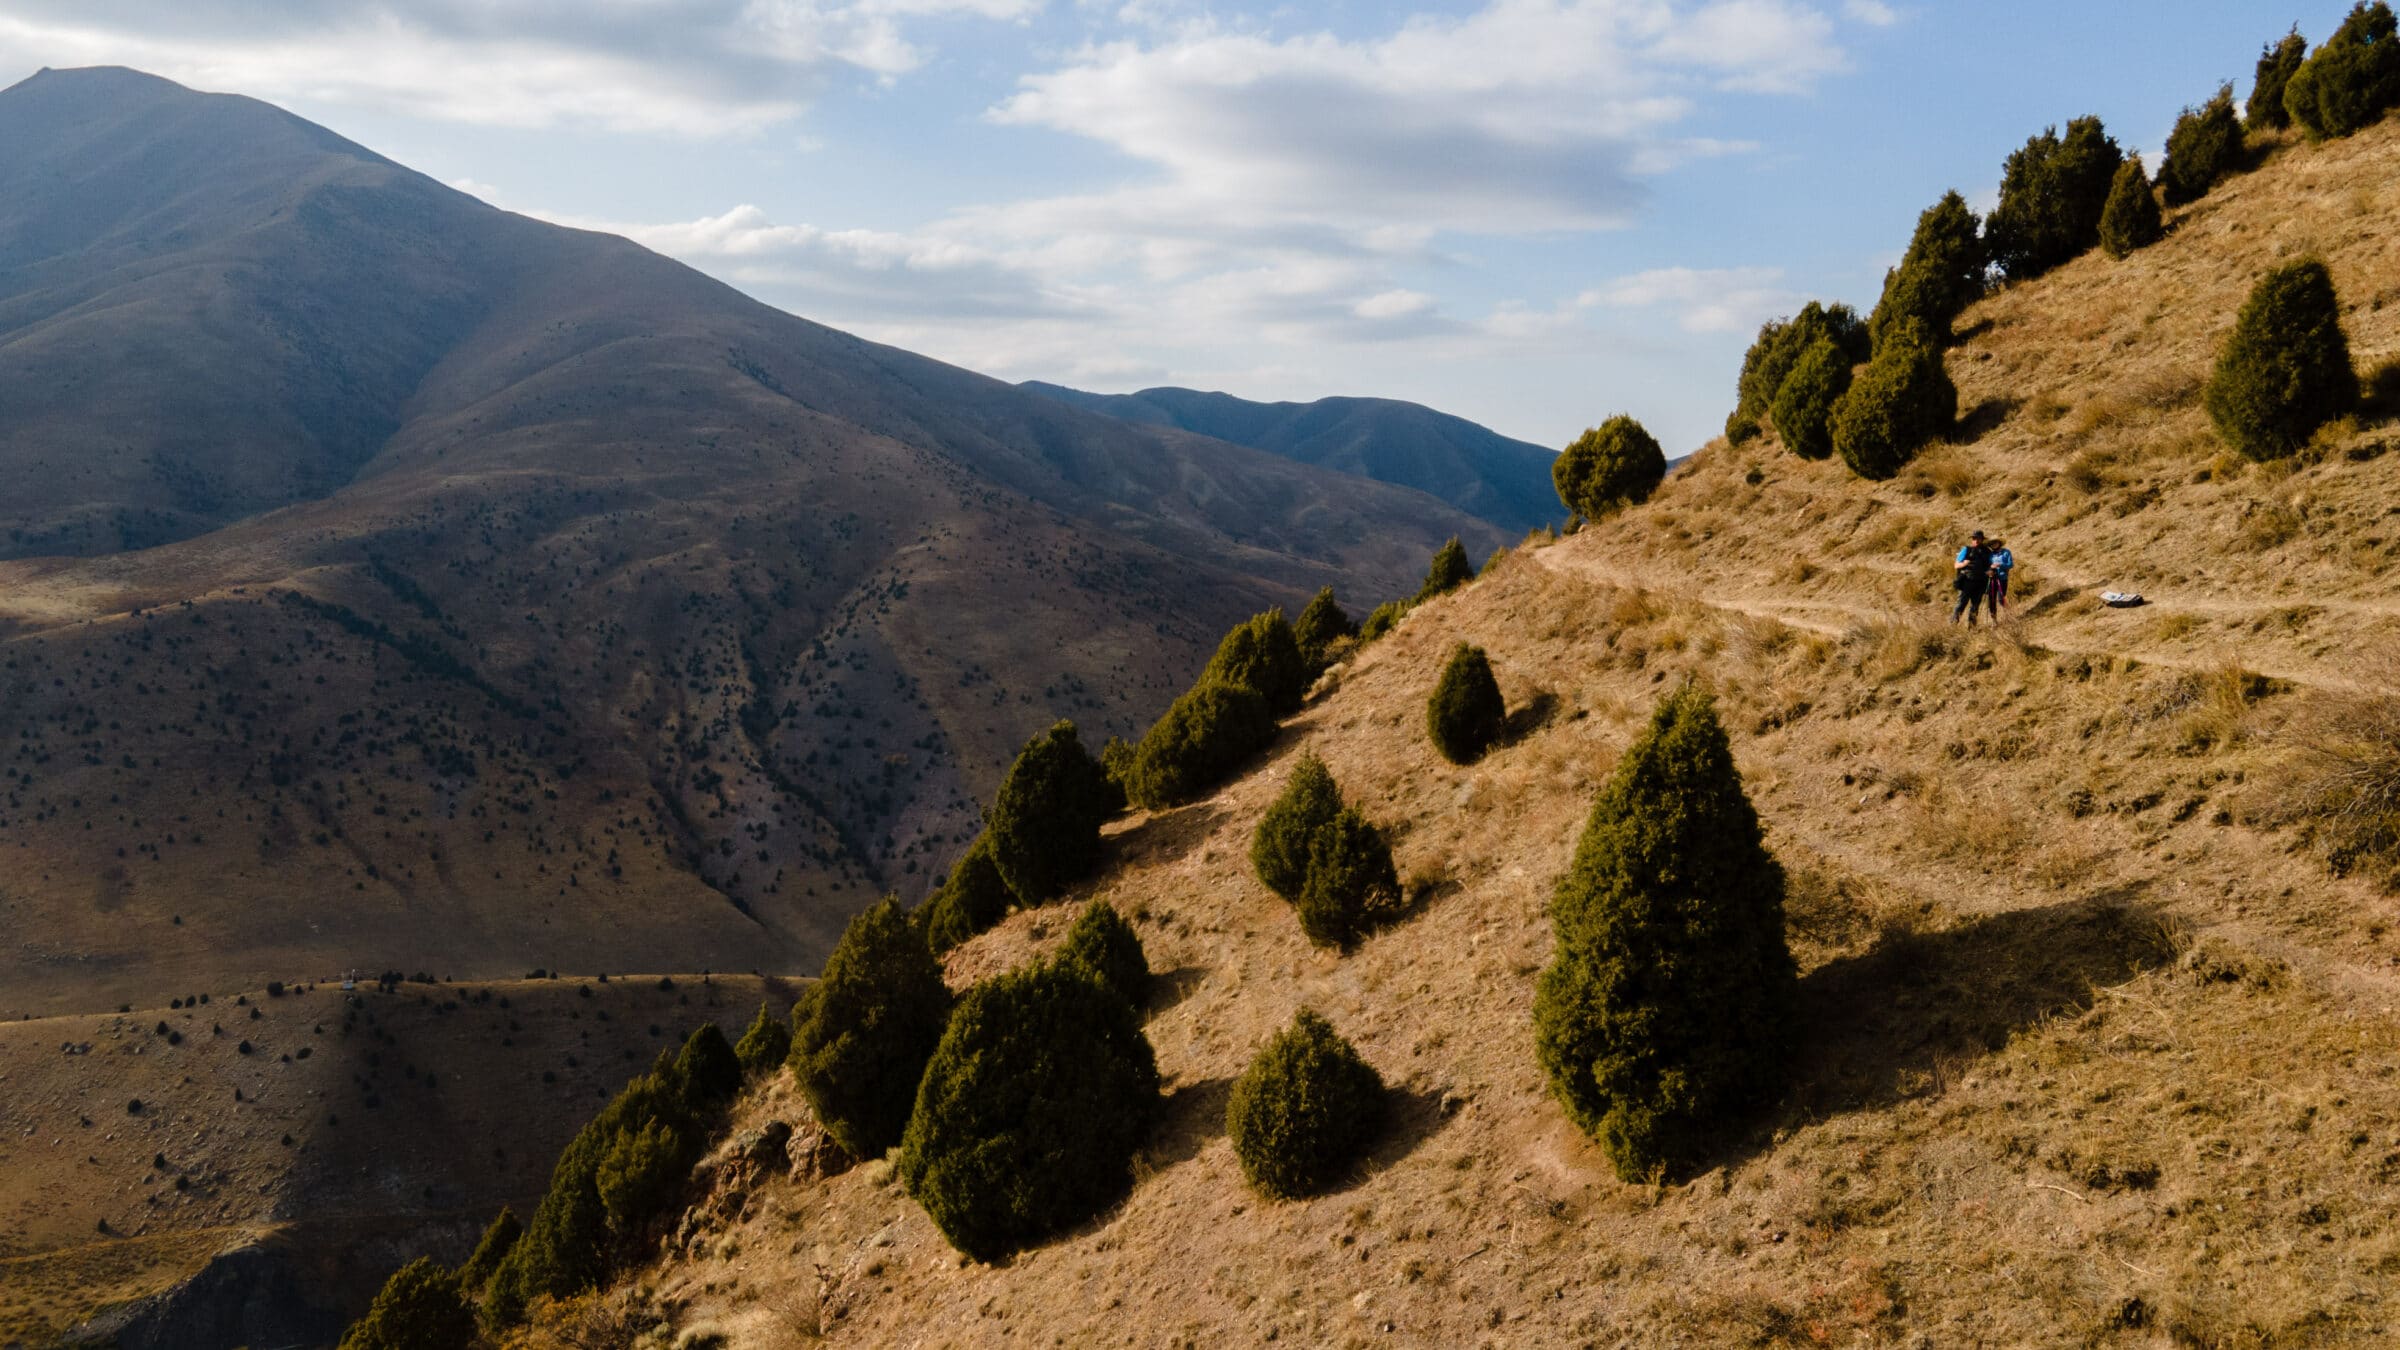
[1142,1074,1235,1172]
[1955,396,2019,443]
[1953,317,1994,345]
[1779,893,2174,1126]
[1107,801,1231,871]
[1146,965,1209,1018]
[1335,1085,1455,1196]
[2018,583,2088,621]
[1501,691,1561,747]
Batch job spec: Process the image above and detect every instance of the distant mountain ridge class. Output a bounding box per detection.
[1022,381,1563,533]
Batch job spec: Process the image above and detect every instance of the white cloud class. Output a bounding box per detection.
[1578,265,1798,333]
[1842,0,1899,26]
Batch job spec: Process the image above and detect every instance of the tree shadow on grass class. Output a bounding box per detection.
[1329,1085,1456,1196]
[1956,395,2020,443]
[1144,965,1209,1018]
[1500,690,1561,748]
[1104,801,1229,872]
[1139,1074,1234,1173]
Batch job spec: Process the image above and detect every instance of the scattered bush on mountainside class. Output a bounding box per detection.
[1869,191,1986,351]
[453,1207,520,1298]
[2206,259,2356,461]
[1985,115,2124,281]
[1055,899,1151,1008]
[2284,2,2400,139]
[921,834,1016,954]
[1534,685,1797,1183]
[1416,537,1473,603]
[2250,27,2309,129]
[2098,157,2165,258]
[596,1119,685,1235]
[674,1022,743,1107]
[1830,322,1956,481]
[1204,609,1311,715]
[1292,587,1357,671]
[1252,751,1343,903]
[1225,1010,1388,1200]
[1727,302,1871,443]
[340,1257,478,1350]
[1767,338,1853,462]
[898,961,1159,1262]
[2159,85,2245,205]
[1296,808,1402,949]
[1427,642,1507,764]
[788,897,955,1159]
[1552,416,1667,519]
[987,721,1115,904]
[1359,600,1408,642]
[734,1000,792,1077]
[1121,678,1277,810]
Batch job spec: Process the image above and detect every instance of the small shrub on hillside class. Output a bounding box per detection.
[1252,752,1343,902]
[1552,416,1666,519]
[2284,2,2400,139]
[1292,587,1357,671]
[1204,608,1310,713]
[1869,191,1985,349]
[1533,686,1797,1182]
[339,1257,477,1350]
[898,962,1159,1262]
[789,897,955,1158]
[2097,157,2165,258]
[595,1119,685,1235]
[1767,337,1852,461]
[675,1023,742,1108]
[987,721,1115,904]
[1985,115,2124,281]
[2206,259,2356,461]
[1055,899,1150,1008]
[2250,27,2309,129]
[1099,735,1136,798]
[1296,808,1402,949]
[734,1001,791,1077]
[1225,1011,1387,1200]
[1416,537,1472,603]
[1427,643,1506,764]
[1122,678,1277,809]
[921,835,1015,954]
[1358,600,1408,642]
[1830,324,1956,480]
[454,1207,520,1297]
[1727,303,1871,443]
[2159,85,2245,205]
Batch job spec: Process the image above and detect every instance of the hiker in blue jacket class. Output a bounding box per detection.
[1951,530,1994,626]
[1985,538,2015,617]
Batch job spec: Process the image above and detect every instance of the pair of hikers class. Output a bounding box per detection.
[1950,529,2014,625]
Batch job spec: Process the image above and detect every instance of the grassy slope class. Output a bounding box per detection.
[559,123,2400,1347]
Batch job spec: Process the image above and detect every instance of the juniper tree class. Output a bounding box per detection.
[1225,1010,1387,1200]
[2249,27,2308,129]
[1295,808,1401,949]
[674,1022,742,1108]
[1122,678,1277,809]
[1766,338,1852,462]
[921,835,1015,954]
[1727,303,1871,443]
[987,721,1114,904]
[1416,537,1473,602]
[1203,609,1310,714]
[1985,115,2124,281]
[2284,2,2400,139]
[2206,259,2356,460]
[1252,751,1342,903]
[1292,587,1357,670]
[454,1207,521,1298]
[1532,685,1796,1182]
[2097,157,2165,258]
[733,1001,791,1077]
[788,897,955,1158]
[1426,643,1506,765]
[2159,85,2244,205]
[339,1257,478,1350]
[1829,322,1955,480]
[1552,416,1666,520]
[1868,191,1985,349]
[1055,899,1151,1008]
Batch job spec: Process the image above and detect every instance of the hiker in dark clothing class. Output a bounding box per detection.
[1985,538,2014,617]
[1951,529,1994,625]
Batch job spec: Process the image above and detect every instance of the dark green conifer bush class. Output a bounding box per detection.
[453,1207,520,1298]
[1203,609,1310,714]
[596,1119,686,1235]
[1726,302,1871,442]
[2284,2,2400,139]
[986,721,1114,904]
[2097,157,2165,258]
[1295,808,1401,949]
[2159,86,2245,205]
[734,1000,792,1077]
[1225,1011,1387,1200]
[1829,324,1955,480]
[921,835,1015,954]
[1532,686,1796,1182]
[2206,259,2356,460]
[1426,643,1506,765]
[1868,192,1984,349]
[1416,537,1472,603]
[1252,752,1342,902]
[898,962,1159,1262]
[339,1257,478,1350]
[788,897,955,1158]
[1358,600,1407,642]
[1985,116,2124,280]
[1292,588,1357,671]
[1552,415,1665,519]
[1055,899,1150,1008]
[1766,338,1852,462]
[1121,679,1276,809]
[2250,27,2308,129]
[674,1023,742,1108]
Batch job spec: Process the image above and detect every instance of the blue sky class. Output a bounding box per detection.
[0,2,2357,453]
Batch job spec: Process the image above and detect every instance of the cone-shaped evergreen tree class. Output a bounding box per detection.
[898,961,1159,1262]
[1986,115,2123,280]
[2097,157,2164,258]
[1252,751,1343,902]
[1427,643,1507,764]
[340,1257,478,1350]
[1292,587,1357,670]
[674,1023,742,1108]
[2207,259,2357,460]
[1868,191,1985,350]
[985,721,1114,905]
[2159,86,2244,206]
[1552,416,1666,520]
[1727,302,1871,443]
[2249,27,2308,129]
[789,897,956,1158]
[921,835,1015,954]
[2284,2,2400,140]
[1533,685,1796,1182]
[1203,608,1310,713]
[733,1000,792,1076]
[1359,600,1407,642]
[1225,1010,1387,1200]
[1295,807,1401,948]
[1055,899,1151,1008]
[1829,322,1955,480]
[454,1207,521,1298]
[1416,537,1473,602]
[1122,678,1277,809]
[1766,337,1852,461]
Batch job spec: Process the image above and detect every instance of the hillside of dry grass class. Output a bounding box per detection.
[504,119,2400,1348]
